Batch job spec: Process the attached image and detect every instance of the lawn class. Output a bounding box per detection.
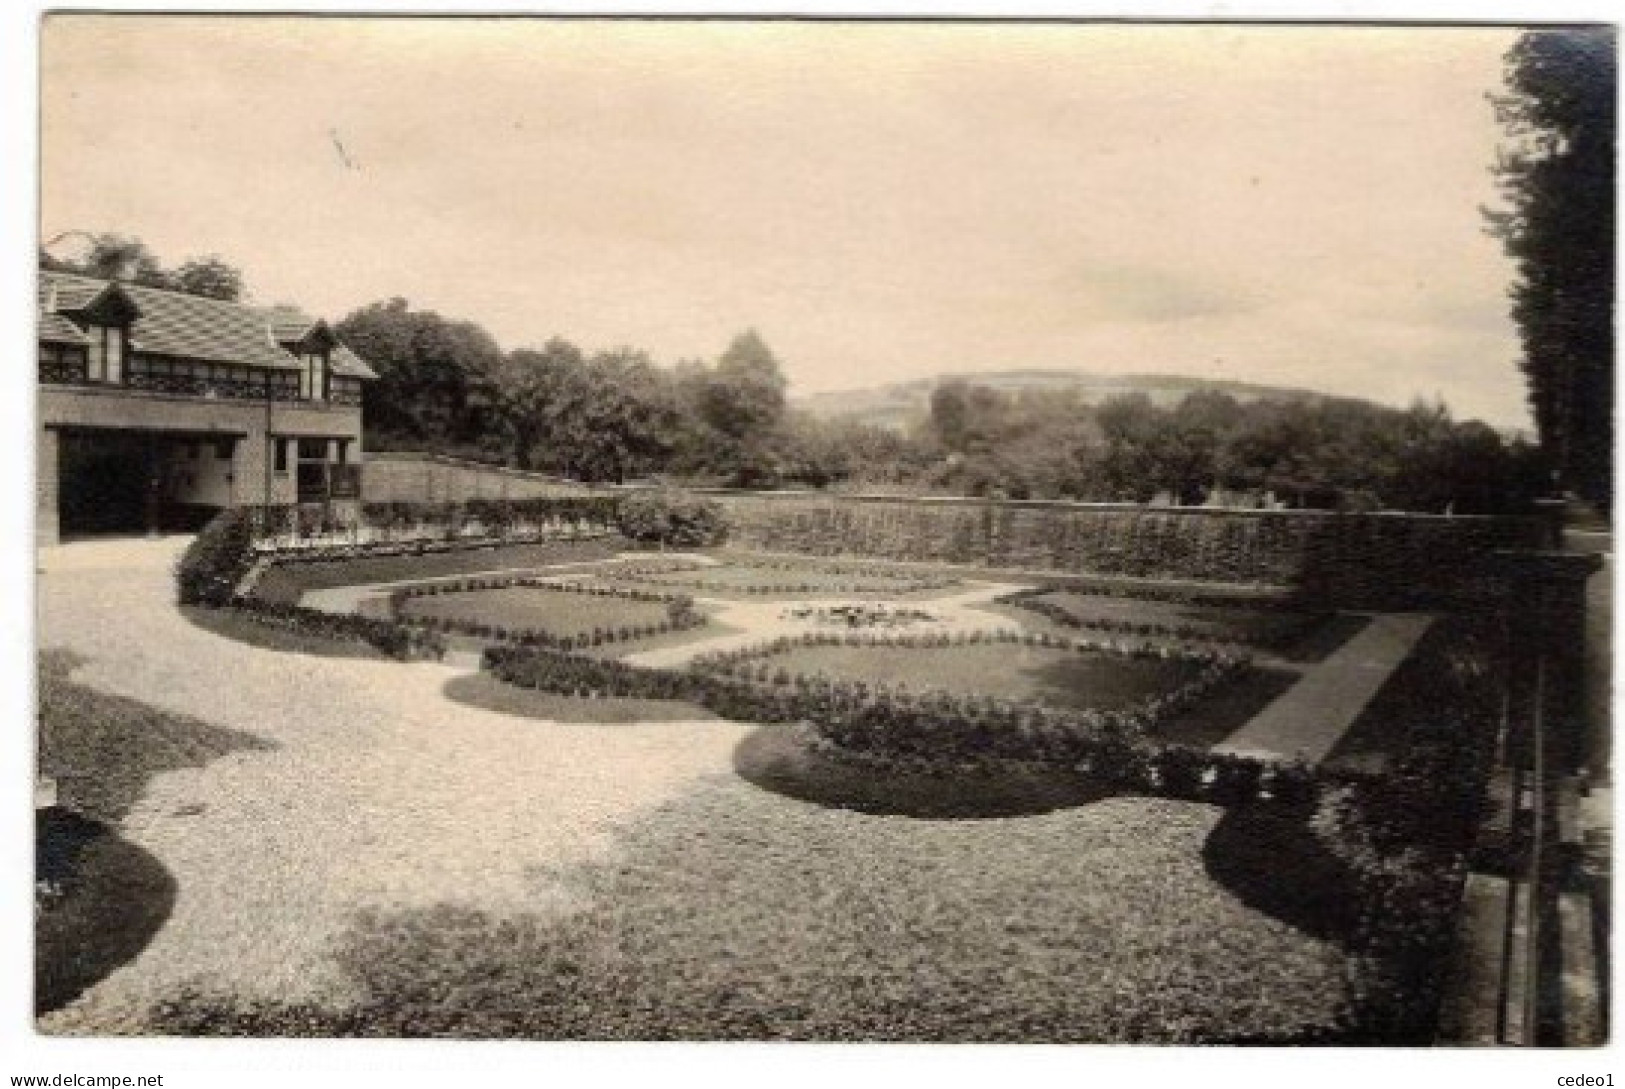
[397,585,674,638]
[146,773,1354,1041]
[749,640,1204,713]
[251,539,627,606]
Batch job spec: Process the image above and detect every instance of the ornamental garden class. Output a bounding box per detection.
[121,489,1514,1041]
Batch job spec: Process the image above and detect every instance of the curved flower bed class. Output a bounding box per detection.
[995,587,1331,650]
[388,575,706,653]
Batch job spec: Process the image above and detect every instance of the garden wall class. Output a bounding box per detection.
[704,492,1543,606]
[363,452,599,503]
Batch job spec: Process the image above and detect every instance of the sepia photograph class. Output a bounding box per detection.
[12,4,1617,1073]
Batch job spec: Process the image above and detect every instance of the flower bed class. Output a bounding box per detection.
[780,603,940,629]
[389,576,705,653]
[995,587,1332,650]
[602,557,960,598]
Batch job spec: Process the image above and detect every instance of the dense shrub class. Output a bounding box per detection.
[176,509,257,606]
[616,490,728,548]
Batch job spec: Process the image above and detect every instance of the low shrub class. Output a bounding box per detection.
[223,598,447,662]
[615,490,728,548]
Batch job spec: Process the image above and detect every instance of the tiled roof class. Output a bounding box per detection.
[38,271,375,378]
[38,312,89,345]
[257,302,378,379]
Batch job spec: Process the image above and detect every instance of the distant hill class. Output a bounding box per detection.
[792,369,1340,431]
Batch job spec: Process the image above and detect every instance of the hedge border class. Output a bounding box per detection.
[387,574,707,653]
[994,586,1332,650]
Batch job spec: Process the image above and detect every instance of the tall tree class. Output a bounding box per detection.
[1488,27,1616,510]
[335,298,503,449]
[79,233,172,288]
[172,255,247,301]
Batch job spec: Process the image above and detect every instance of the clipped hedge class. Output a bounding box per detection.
[216,599,448,662]
[709,494,1540,607]
[481,635,1322,805]
[388,575,705,652]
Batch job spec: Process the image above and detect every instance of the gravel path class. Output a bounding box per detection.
[36,538,747,1033]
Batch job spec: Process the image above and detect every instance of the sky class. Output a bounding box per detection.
[40,17,1531,427]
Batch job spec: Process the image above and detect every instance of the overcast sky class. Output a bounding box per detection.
[41,17,1529,427]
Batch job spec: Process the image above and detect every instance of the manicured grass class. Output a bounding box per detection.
[442,672,715,724]
[251,539,627,605]
[1152,667,1301,749]
[756,640,1203,713]
[147,775,1353,1041]
[398,586,673,638]
[181,606,389,661]
[37,651,274,823]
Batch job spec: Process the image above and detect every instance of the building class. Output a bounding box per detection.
[36,270,377,545]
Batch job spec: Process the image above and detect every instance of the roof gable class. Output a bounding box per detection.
[39,271,373,378]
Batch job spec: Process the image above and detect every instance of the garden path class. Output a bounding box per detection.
[36,537,748,1032]
[1213,612,1434,765]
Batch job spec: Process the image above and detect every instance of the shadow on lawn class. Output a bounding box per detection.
[732,725,1115,819]
[36,808,176,1016]
[1200,803,1359,944]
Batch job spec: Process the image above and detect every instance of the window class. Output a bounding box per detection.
[335,439,350,465]
[303,351,328,401]
[85,325,126,383]
[298,437,328,461]
[87,326,105,381]
[274,439,289,473]
[215,438,235,460]
[105,326,124,383]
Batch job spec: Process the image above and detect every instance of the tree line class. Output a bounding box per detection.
[330,295,1541,512]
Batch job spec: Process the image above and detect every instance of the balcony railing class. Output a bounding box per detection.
[39,362,336,405]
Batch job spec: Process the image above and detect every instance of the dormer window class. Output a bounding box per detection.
[86,324,127,384]
[302,350,329,400]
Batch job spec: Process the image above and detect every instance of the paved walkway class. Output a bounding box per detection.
[1214,613,1434,765]
[36,537,747,1032]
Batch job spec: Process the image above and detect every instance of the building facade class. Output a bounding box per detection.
[37,271,377,545]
